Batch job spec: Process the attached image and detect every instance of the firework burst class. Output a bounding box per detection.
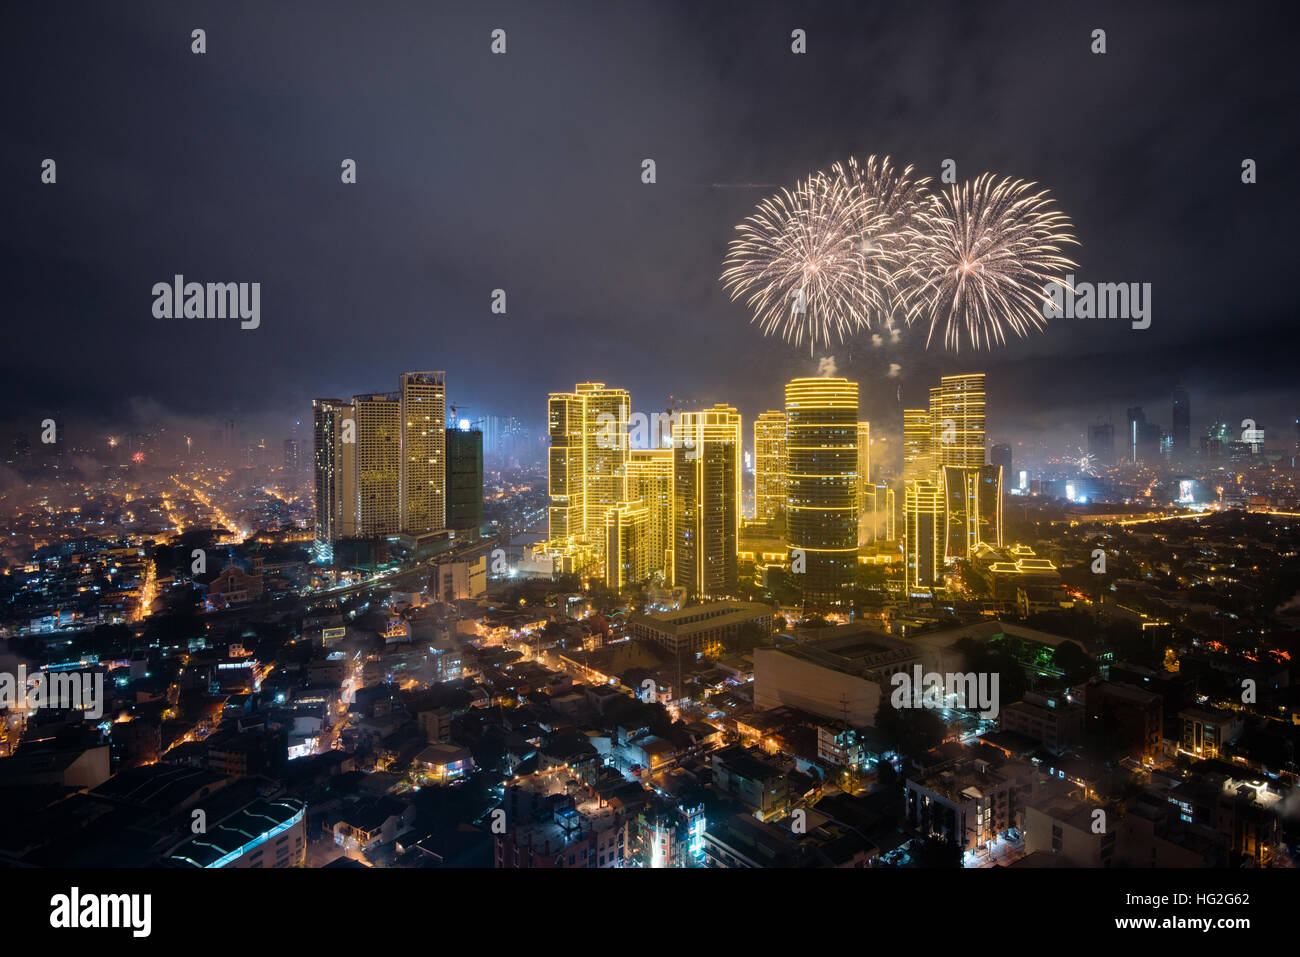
[906,173,1079,351]
[828,155,930,329]
[721,171,874,352]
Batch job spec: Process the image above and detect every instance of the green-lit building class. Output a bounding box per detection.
[446,428,484,533]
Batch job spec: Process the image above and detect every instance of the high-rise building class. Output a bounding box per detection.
[312,398,356,547]
[932,374,986,468]
[547,392,587,549]
[605,499,650,590]
[785,378,858,602]
[902,409,932,482]
[672,404,742,598]
[399,372,446,534]
[989,442,1012,492]
[1088,423,1115,465]
[546,382,631,576]
[628,448,673,578]
[857,422,872,545]
[753,411,787,525]
[904,480,944,593]
[354,392,402,538]
[445,427,483,533]
[1172,384,1190,457]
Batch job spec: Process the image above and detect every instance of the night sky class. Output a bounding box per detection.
[3,0,1296,456]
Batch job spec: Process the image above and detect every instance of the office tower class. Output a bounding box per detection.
[446,427,483,532]
[312,398,356,547]
[546,382,631,576]
[605,499,650,590]
[580,383,631,554]
[933,374,986,468]
[628,448,673,578]
[1126,407,1145,464]
[283,438,301,472]
[1088,423,1115,465]
[785,378,858,601]
[989,443,1012,492]
[902,409,932,482]
[354,392,402,537]
[753,411,787,525]
[547,392,586,547]
[672,404,742,598]
[1172,384,1190,457]
[904,480,944,592]
[399,372,446,534]
[857,422,871,545]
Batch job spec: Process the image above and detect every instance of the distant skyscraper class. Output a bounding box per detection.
[354,392,402,537]
[312,398,356,547]
[785,377,858,601]
[672,405,742,597]
[399,372,446,533]
[1172,384,1190,457]
[989,443,1012,492]
[445,427,483,532]
[1088,423,1115,465]
[1126,407,1145,464]
[753,411,787,524]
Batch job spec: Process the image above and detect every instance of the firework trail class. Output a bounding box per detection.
[720,171,874,352]
[906,174,1079,351]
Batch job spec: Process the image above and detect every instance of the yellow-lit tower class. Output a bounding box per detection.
[672,404,742,598]
[399,371,446,534]
[904,480,944,593]
[902,409,932,482]
[353,392,402,538]
[753,411,787,525]
[628,448,673,579]
[785,377,859,602]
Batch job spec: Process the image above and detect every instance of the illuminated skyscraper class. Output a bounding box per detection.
[672,404,742,598]
[605,499,650,590]
[399,371,446,534]
[933,373,986,468]
[754,411,787,525]
[785,378,858,601]
[312,398,356,547]
[902,409,932,482]
[857,422,871,546]
[546,382,631,576]
[354,392,402,538]
[547,392,586,548]
[629,448,673,578]
[904,480,944,593]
